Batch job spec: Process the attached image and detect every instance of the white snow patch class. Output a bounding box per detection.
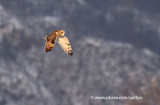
[9,17,23,30]
[105,13,114,23]
[44,16,60,27]
[143,48,155,57]
[85,37,101,47]
[77,0,87,5]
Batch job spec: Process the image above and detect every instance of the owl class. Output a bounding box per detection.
[43,30,73,56]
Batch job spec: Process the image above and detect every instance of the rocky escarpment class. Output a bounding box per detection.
[0,0,160,105]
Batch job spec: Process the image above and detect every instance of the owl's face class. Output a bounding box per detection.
[56,30,65,37]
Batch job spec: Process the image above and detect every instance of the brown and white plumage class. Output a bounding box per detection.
[44,31,57,52]
[58,36,73,56]
[44,30,73,56]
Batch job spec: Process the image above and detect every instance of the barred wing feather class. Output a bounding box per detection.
[58,36,73,56]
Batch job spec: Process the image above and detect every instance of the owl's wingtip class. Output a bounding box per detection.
[69,52,73,56]
[43,36,47,40]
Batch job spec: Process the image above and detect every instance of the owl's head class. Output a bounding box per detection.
[56,30,65,37]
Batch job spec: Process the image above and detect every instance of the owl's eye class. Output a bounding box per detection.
[51,40,55,44]
[60,31,64,34]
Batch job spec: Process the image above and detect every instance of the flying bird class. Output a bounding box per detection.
[43,30,73,56]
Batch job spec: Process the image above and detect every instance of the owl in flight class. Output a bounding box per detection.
[43,30,73,56]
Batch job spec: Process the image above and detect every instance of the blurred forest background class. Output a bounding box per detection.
[0,0,160,105]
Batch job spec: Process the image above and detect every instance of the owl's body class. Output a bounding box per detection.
[44,30,73,56]
[44,32,56,52]
[47,31,57,42]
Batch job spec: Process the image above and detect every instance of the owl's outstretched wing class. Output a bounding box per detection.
[44,32,57,52]
[44,41,55,52]
[57,36,73,56]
